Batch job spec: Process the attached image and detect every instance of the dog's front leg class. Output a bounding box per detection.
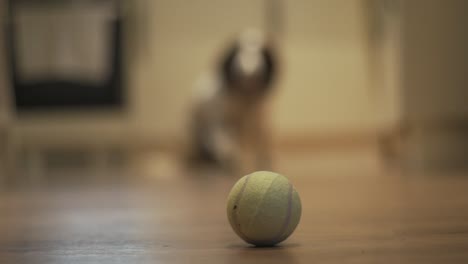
[211,125,242,172]
[244,108,273,171]
[254,120,273,171]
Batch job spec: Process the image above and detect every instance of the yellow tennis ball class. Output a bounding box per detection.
[227,171,302,246]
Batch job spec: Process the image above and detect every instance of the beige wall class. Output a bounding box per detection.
[9,0,378,145]
[274,0,373,136]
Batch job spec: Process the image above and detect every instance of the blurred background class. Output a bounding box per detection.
[0,0,467,186]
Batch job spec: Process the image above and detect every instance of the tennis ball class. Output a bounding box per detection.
[227,171,301,246]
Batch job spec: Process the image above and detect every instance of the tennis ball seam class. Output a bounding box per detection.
[271,182,293,242]
[246,182,294,246]
[245,173,280,234]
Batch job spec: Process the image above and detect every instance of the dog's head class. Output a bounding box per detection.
[219,29,277,97]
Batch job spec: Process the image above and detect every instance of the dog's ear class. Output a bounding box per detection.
[220,44,239,86]
[262,47,276,87]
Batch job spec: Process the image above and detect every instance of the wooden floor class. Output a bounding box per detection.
[1,149,468,263]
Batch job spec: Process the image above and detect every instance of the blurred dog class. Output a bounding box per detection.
[189,29,277,173]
